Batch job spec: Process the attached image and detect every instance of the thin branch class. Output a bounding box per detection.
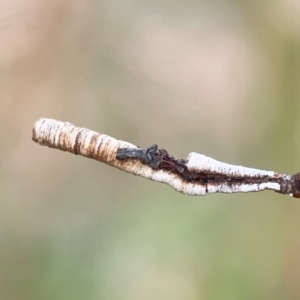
[32,118,300,197]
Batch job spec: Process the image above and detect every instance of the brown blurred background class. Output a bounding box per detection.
[1,0,300,299]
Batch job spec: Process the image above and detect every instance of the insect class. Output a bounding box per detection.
[116,144,162,169]
[116,144,188,174]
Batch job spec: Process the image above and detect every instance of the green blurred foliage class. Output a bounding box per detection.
[1,0,300,299]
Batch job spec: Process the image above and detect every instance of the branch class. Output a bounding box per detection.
[32,118,300,197]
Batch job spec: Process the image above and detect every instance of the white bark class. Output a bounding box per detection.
[32,118,291,196]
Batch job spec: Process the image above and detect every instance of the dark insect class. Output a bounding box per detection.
[116,144,188,176]
[116,144,162,169]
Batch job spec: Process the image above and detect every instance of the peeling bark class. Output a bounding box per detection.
[32,118,300,197]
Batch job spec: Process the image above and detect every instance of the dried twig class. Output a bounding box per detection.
[32,118,300,197]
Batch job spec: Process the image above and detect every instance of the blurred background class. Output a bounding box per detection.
[1,0,300,299]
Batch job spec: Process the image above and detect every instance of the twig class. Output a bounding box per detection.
[32,118,300,197]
